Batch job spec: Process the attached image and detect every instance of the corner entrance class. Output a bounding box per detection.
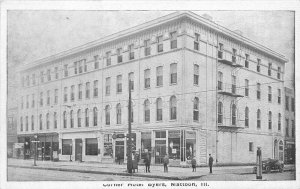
[75,139,82,161]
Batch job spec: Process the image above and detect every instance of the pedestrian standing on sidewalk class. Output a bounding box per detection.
[145,152,151,173]
[191,156,197,172]
[163,154,169,172]
[209,154,214,173]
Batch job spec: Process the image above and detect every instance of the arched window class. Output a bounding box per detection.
[39,114,43,130]
[156,98,162,121]
[86,82,90,98]
[25,116,28,131]
[193,97,199,121]
[116,103,121,124]
[54,112,57,129]
[46,113,50,129]
[279,140,284,161]
[63,111,67,128]
[245,107,249,127]
[218,102,223,124]
[278,113,281,131]
[20,117,23,131]
[31,115,34,131]
[170,96,177,120]
[144,100,150,122]
[105,105,110,125]
[85,108,89,127]
[231,104,237,125]
[268,111,272,130]
[93,107,98,126]
[257,109,261,129]
[70,110,74,128]
[77,109,82,127]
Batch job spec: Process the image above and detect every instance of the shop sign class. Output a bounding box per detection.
[141,132,151,139]
[168,130,180,138]
[186,131,196,139]
[14,143,24,148]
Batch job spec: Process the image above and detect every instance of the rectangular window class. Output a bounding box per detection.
[47,90,50,105]
[20,117,23,131]
[129,44,134,60]
[47,69,51,81]
[62,139,72,155]
[156,66,163,87]
[78,60,83,73]
[93,80,98,97]
[268,86,272,102]
[232,75,236,94]
[286,119,289,137]
[170,63,177,84]
[194,33,200,50]
[155,131,166,138]
[257,59,261,72]
[257,83,261,100]
[249,142,253,152]
[117,48,123,63]
[291,120,295,138]
[285,96,289,110]
[117,75,122,93]
[218,43,223,59]
[78,84,82,100]
[232,49,237,63]
[106,77,111,95]
[144,69,150,88]
[26,95,29,108]
[86,82,90,98]
[268,63,272,76]
[71,85,75,101]
[170,31,177,49]
[218,72,223,90]
[86,138,98,156]
[106,51,111,66]
[55,89,58,104]
[245,54,249,68]
[277,67,281,79]
[32,94,35,108]
[40,71,44,83]
[94,55,99,69]
[194,64,199,85]
[278,89,281,104]
[54,112,57,129]
[74,62,78,74]
[21,96,24,109]
[26,75,30,86]
[157,36,163,52]
[40,92,43,106]
[55,67,59,79]
[129,72,134,91]
[291,98,295,112]
[64,64,68,77]
[64,87,68,102]
[144,39,151,56]
[83,59,87,72]
[278,113,281,131]
[32,74,36,85]
[245,79,249,97]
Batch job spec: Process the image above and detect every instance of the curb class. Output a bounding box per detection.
[8,165,204,180]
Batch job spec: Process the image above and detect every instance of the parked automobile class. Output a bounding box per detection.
[253,158,284,173]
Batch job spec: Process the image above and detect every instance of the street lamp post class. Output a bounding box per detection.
[32,135,38,166]
[69,143,72,161]
[127,81,133,173]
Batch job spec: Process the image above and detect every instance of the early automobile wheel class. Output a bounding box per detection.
[265,166,271,173]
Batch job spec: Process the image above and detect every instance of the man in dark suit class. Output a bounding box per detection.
[209,154,214,173]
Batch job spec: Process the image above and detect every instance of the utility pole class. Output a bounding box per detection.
[127,81,133,173]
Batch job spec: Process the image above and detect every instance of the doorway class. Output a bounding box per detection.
[115,141,124,164]
[155,140,166,164]
[75,139,82,161]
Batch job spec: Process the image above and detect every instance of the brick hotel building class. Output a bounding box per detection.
[16,11,288,165]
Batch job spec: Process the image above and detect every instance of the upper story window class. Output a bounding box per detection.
[257,109,261,129]
[47,69,51,81]
[117,48,123,63]
[26,75,30,86]
[54,89,58,104]
[39,114,43,130]
[129,44,134,60]
[116,104,121,124]
[46,113,50,129]
[170,63,177,84]
[292,120,295,138]
[245,107,249,127]
[231,103,237,125]
[277,67,281,79]
[268,86,272,102]
[144,99,150,123]
[20,117,23,131]
[78,60,83,73]
[144,39,151,56]
[245,79,249,97]
[194,33,200,50]
[278,89,281,104]
[21,96,24,109]
[218,102,223,124]
[32,74,36,85]
[63,111,67,128]
[268,63,272,76]
[105,105,110,125]
[170,31,177,49]
[170,96,177,120]
[218,43,223,59]
[257,59,261,72]
[268,111,272,130]
[291,98,295,112]
[232,48,237,63]
[93,107,98,126]
[117,75,122,93]
[193,97,199,121]
[40,71,44,83]
[285,96,289,110]
[232,75,236,94]
[31,115,34,131]
[285,119,289,137]
[157,36,163,53]
[22,76,25,87]
[78,84,82,100]
[94,55,99,69]
[93,80,98,98]
[26,95,29,109]
[194,64,199,85]
[26,116,28,131]
[32,94,35,108]
[64,87,68,102]
[156,66,163,87]
[105,77,111,95]
[245,54,249,68]
[278,113,281,131]
[86,82,90,99]
[54,112,57,129]
[55,67,59,79]
[74,62,78,74]
[156,98,162,121]
[218,71,223,90]
[129,72,134,91]
[144,69,150,89]
[83,59,87,72]
[40,92,43,106]
[47,90,50,105]
[257,83,261,100]
[106,51,111,66]
[64,64,68,77]
[77,109,82,127]
[71,85,75,101]
[70,110,74,128]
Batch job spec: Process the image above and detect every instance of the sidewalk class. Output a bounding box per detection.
[7,158,295,180]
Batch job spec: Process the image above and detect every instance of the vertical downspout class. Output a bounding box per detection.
[205,31,208,164]
[182,20,186,163]
[215,33,219,164]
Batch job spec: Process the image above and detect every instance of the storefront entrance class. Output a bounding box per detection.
[155,140,166,164]
[75,139,82,161]
[115,141,124,164]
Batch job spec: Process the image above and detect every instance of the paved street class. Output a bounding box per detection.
[8,167,164,181]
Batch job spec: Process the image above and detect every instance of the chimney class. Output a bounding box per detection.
[202,14,213,22]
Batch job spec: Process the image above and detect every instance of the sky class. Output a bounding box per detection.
[7,10,295,89]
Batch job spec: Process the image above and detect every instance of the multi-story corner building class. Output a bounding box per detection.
[16,11,288,165]
[7,107,18,158]
[284,87,295,164]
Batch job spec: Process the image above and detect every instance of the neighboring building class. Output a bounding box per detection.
[16,11,287,165]
[284,87,295,164]
[7,107,18,158]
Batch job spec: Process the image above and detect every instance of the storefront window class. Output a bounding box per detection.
[104,134,113,157]
[86,138,98,155]
[141,132,151,160]
[186,131,196,160]
[155,131,166,138]
[62,139,72,155]
[168,130,180,160]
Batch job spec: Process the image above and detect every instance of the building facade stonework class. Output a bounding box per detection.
[16,11,288,165]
